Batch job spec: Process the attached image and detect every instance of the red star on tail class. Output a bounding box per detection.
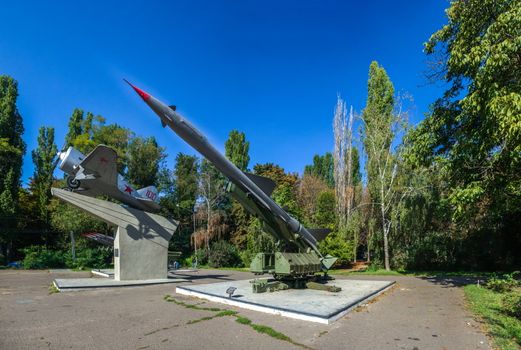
[124,185,133,194]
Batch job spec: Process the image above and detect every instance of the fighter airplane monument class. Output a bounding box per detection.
[126,80,395,323]
[51,144,187,291]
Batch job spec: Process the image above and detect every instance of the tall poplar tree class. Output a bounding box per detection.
[0,76,26,263]
[225,130,250,171]
[225,130,252,248]
[362,61,396,271]
[64,108,84,147]
[31,127,57,224]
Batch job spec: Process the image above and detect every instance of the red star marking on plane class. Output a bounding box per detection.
[99,157,108,164]
[124,185,133,194]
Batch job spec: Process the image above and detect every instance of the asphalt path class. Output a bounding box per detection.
[0,269,490,349]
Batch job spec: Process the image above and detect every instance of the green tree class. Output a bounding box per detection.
[225,130,251,249]
[362,61,397,271]
[91,123,131,173]
[64,108,84,147]
[225,130,250,171]
[304,153,334,187]
[253,163,301,219]
[406,0,521,268]
[198,158,228,250]
[126,136,166,188]
[350,148,362,186]
[160,153,199,256]
[314,190,336,229]
[31,127,57,224]
[0,76,26,263]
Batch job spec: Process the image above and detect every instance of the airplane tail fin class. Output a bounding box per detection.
[137,186,159,203]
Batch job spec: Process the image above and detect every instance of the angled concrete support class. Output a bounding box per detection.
[51,188,178,281]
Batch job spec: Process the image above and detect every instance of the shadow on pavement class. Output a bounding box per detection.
[168,272,235,282]
[418,275,486,288]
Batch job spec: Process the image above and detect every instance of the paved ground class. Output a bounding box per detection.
[0,269,490,349]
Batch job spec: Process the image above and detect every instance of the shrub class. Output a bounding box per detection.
[194,248,208,266]
[485,272,520,293]
[318,231,353,267]
[208,240,242,268]
[66,247,112,269]
[22,246,112,270]
[22,246,66,269]
[502,291,521,319]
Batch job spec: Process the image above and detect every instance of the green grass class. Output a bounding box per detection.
[464,285,521,350]
[197,266,250,272]
[206,265,500,278]
[164,295,223,312]
[330,268,498,277]
[187,310,239,324]
[165,295,312,349]
[48,282,59,294]
[331,268,404,276]
[234,316,312,349]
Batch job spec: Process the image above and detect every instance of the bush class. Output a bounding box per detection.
[208,241,242,268]
[22,245,112,270]
[502,291,521,319]
[66,247,112,269]
[22,246,66,269]
[486,272,520,293]
[194,248,208,266]
[318,232,353,267]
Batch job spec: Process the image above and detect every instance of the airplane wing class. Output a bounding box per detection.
[79,145,118,185]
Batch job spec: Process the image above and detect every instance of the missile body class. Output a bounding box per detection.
[126,81,322,256]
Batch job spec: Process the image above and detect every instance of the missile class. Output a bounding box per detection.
[126,80,324,256]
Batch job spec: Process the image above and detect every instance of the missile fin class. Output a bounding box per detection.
[244,172,276,197]
[307,228,332,242]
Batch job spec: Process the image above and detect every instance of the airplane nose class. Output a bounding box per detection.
[124,79,150,101]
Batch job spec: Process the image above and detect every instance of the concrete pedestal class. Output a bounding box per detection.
[176,279,395,324]
[52,188,178,281]
[114,226,171,280]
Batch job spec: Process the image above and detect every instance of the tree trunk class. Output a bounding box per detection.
[353,237,357,263]
[381,183,390,271]
[205,198,211,251]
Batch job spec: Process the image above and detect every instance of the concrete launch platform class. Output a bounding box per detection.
[91,269,114,278]
[176,278,395,324]
[54,276,188,292]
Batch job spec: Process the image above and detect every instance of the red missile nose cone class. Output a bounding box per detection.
[124,79,150,101]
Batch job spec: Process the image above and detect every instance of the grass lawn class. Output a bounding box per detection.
[464,285,521,350]
[330,268,495,277]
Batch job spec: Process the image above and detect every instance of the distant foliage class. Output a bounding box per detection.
[208,240,242,268]
[304,153,334,188]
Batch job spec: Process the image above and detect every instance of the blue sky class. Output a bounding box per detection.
[0,1,449,185]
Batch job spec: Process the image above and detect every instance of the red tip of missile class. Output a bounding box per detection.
[123,79,150,101]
